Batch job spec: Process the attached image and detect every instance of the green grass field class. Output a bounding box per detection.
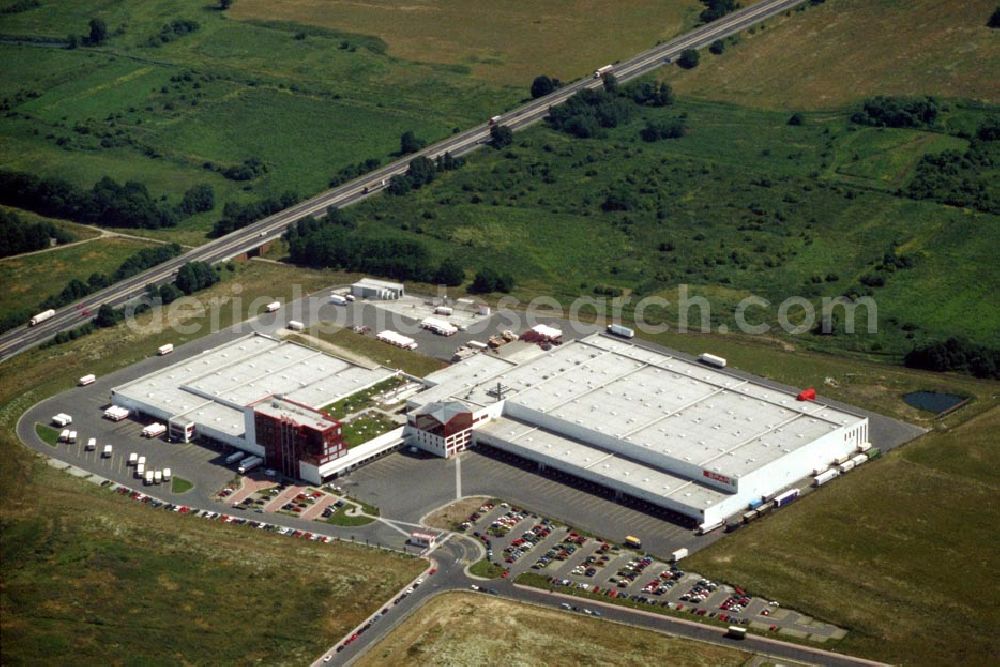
[230,0,704,86]
[0,234,156,325]
[660,0,1000,109]
[686,406,1000,666]
[342,97,1000,357]
[33,422,59,447]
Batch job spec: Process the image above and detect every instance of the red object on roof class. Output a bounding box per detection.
[797,387,816,401]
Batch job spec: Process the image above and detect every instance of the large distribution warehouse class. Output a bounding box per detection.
[111,334,397,481]
[405,333,869,530]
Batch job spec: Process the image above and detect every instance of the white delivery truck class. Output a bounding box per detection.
[238,456,263,474]
[86,437,97,450]
[136,463,145,478]
[69,431,78,445]
[138,456,146,468]
[670,548,689,563]
[145,470,154,486]
[607,324,635,339]
[59,429,70,443]
[52,413,72,427]
[157,343,174,356]
[162,467,172,482]
[265,301,281,312]
[142,423,166,438]
[287,320,305,331]
[698,353,727,369]
[128,452,138,466]
[434,306,453,316]
[154,470,163,485]
[29,309,56,326]
[329,294,347,306]
[102,444,112,458]
[594,64,613,79]
[78,374,96,386]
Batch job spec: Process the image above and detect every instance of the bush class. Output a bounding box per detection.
[530,75,556,99]
[788,112,804,126]
[490,125,514,149]
[640,118,686,142]
[708,39,725,55]
[677,49,700,69]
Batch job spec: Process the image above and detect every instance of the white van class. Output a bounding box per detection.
[102,444,112,458]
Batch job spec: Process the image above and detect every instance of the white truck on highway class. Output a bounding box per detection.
[157,343,174,355]
[78,374,96,386]
[593,64,613,79]
[238,456,263,474]
[29,309,55,326]
[265,301,281,312]
[287,320,305,331]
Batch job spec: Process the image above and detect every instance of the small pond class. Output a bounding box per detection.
[902,390,966,415]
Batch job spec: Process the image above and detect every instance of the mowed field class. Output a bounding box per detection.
[356,592,751,666]
[0,260,429,664]
[0,235,156,324]
[686,406,1000,666]
[661,0,1000,109]
[230,0,705,85]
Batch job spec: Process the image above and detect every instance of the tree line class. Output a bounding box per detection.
[0,170,215,229]
[546,79,684,142]
[905,338,1000,380]
[212,190,298,236]
[851,96,939,129]
[0,209,75,259]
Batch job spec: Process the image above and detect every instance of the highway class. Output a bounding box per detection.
[0,0,806,363]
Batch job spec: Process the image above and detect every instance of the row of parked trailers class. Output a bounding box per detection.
[813,447,880,486]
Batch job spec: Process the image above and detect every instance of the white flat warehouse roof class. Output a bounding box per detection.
[477,417,728,513]
[113,334,393,438]
[416,333,865,480]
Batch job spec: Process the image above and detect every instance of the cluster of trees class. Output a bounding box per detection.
[548,82,678,141]
[625,81,675,107]
[175,261,219,295]
[400,130,426,156]
[38,244,182,311]
[148,18,199,47]
[0,209,74,259]
[989,6,1000,28]
[469,267,514,294]
[0,170,212,229]
[640,118,686,142]
[904,124,998,214]
[180,184,215,215]
[287,225,437,282]
[530,75,560,99]
[904,338,1000,380]
[329,158,381,188]
[212,190,298,236]
[699,0,740,23]
[850,96,939,129]
[283,209,469,285]
[547,88,633,139]
[490,124,513,148]
[387,153,463,196]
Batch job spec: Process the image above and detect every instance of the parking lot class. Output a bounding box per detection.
[457,500,846,643]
